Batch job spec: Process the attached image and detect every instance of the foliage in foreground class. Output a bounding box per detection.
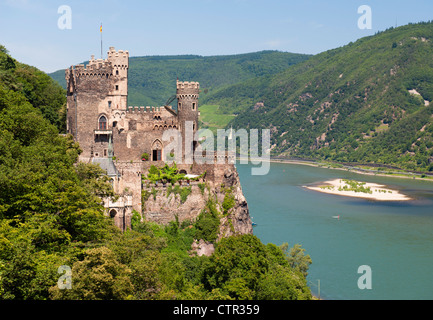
[0,44,312,300]
[48,218,312,300]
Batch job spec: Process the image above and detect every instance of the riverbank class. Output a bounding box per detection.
[237,162,433,300]
[304,178,412,201]
[241,156,433,182]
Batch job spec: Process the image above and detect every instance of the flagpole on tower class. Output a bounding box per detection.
[100,23,103,59]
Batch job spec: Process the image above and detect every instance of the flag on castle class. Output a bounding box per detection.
[100,23,103,59]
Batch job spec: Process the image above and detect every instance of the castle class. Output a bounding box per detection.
[65,47,238,231]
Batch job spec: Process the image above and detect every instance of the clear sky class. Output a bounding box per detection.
[1,0,433,73]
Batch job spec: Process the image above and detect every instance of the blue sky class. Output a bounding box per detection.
[1,0,433,73]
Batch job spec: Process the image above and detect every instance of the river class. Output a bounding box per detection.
[237,162,433,300]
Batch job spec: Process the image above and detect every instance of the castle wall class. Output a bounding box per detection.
[74,71,112,159]
[113,161,143,214]
[65,47,249,232]
[66,47,129,161]
[112,107,178,162]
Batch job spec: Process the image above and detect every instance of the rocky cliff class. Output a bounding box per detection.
[216,167,252,240]
[141,164,253,245]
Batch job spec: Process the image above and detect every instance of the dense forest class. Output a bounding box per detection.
[0,45,312,300]
[49,50,311,107]
[202,21,433,171]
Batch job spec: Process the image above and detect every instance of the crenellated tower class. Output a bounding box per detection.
[65,47,129,161]
[62,46,252,234]
[106,47,129,110]
[176,80,200,159]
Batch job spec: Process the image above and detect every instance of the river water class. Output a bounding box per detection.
[237,162,433,300]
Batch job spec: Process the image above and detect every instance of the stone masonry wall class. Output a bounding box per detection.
[65,47,253,237]
[140,164,253,238]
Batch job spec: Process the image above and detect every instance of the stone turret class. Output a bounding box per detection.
[106,47,129,102]
[176,80,200,160]
[64,47,252,234]
[65,47,129,161]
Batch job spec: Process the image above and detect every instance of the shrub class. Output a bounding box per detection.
[198,183,206,195]
[222,188,236,216]
[194,199,220,243]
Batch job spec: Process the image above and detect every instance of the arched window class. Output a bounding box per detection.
[109,209,117,218]
[99,115,107,130]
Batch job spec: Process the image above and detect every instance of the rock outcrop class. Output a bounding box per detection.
[217,167,253,240]
[190,239,215,257]
[141,165,253,250]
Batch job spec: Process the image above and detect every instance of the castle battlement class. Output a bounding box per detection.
[107,47,129,68]
[108,47,129,58]
[70,56,113,78]
[71,47,128,75]
[176,80,200,90]
[65,46,250,233]
[126,106,165,113]
[65,48,130,91]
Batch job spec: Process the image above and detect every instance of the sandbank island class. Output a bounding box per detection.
[304,179,412,201]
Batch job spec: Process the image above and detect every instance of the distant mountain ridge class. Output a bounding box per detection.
[49,22,433,171]
[203,21,433,171]
[48,50,311,107]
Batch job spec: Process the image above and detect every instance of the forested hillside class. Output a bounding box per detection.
[204,22,433,171]
[0,45,312,300]
[49,50,311,107]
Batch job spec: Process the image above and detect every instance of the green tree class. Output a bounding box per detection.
[280,243,312,277]
[0,46,66,132]
[194,199,220,243]
[203,234,269,299]
[0,219,63,300]
[202,235,312,300]
[50,247,133,300]
[256,264,311,300]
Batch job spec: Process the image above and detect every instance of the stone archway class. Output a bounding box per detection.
[109,209,117,218]
[152,139,163,161]
[109,208,125,231]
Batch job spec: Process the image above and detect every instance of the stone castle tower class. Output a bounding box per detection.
[176,80,200,160]
[65,47,129,161]
[65,47,237,231]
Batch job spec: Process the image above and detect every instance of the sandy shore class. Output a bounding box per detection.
[304,179,412,201]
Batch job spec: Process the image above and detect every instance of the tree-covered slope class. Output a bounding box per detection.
[206,21,433,171]
[49,51,311,107]
[0,45,66,133]
[1,45,312,300]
